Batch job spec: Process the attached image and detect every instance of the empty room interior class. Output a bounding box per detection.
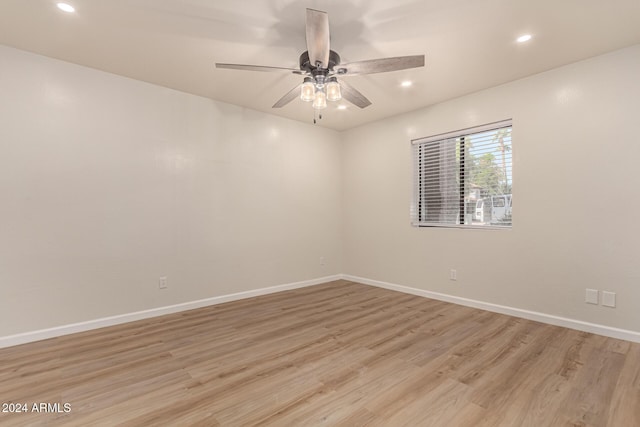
[1,1,640,426]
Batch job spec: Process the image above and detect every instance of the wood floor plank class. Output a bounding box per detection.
[557,346,627,426]
[607,344,640,426]
[1,280,638,426]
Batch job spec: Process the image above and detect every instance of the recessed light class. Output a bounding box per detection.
[337,105,347,110]
[401,81,413,88]
[517,34,532,43]
[56,3,75,13]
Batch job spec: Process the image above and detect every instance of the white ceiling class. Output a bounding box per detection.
[1,0,639,131]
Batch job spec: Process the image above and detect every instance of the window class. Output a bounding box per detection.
[412,120,512,229]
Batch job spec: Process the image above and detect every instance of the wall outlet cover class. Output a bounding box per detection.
[585,288,598,305]
[602,291,616,308]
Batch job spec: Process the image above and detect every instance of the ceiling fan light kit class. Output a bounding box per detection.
[312,90,327,110]
[301,77,315,102]
[216,8,425,118]
[326,78,341,102]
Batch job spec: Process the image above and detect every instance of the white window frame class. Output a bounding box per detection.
[411,119,513,230]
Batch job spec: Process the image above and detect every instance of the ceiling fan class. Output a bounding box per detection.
[216,9,425,112]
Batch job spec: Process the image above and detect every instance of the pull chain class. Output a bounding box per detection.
[313,110,323,124]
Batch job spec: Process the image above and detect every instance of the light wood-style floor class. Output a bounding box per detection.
[1,280,638,426]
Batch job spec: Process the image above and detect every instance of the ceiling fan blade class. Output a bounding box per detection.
[339,80,372,109]
[272,85,302,108]
[216,63,304,74]
[306,9,330,68]
[336,55,425,76]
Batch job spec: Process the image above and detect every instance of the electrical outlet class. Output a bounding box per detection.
[449,269,457,281]
[159,276,168,290]
[585,288,598,305]
[602,291,616,308]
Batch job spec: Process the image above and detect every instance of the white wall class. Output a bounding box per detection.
[3,43,639,342]
[0,45,342,337]
[342,45,640,333]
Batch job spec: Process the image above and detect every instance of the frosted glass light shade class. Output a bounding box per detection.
[312,90,327,109]
[300,80,315,102]
[326,80,341,101]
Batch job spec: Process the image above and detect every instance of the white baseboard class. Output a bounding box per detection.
[342,274,640,344]
[0,275,342,349]
[4,273,639,348]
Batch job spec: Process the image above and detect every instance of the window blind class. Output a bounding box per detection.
[411,120,512,229]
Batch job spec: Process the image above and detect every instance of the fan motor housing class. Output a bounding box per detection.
[299,50,341,72]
